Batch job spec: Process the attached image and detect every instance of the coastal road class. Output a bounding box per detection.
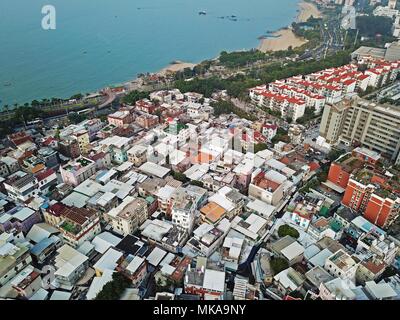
[98,88,116,109]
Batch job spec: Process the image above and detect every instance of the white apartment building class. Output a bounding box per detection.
[172,191,196,233]
[324,249,359,282]
[4,171,39,202]
[105,196,148,236]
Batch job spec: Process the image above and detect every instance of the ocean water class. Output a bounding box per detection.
[0,0,299,107]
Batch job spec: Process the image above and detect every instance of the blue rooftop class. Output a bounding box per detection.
[30,236,58,256]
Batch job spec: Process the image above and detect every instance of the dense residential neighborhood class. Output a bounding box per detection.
[1,0,400,303]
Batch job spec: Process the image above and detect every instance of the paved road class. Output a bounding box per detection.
[98,89,116,109]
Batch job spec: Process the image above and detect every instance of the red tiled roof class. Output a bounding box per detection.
[280,157,290,165]
[43,137,56,146]
[35,168,55,181]
[48,203,68,217]
[90,152,106,161]
[308,162,320,171]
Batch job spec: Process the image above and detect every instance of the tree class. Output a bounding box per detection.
[190,180,204,188]
[95,272,130,300]
[55,128,60,140]
[68,113,86,124]
[327,148,346,162]
[171,170,189,183]
[211,100,257,121]
[278,224,300,239]
[31,100,40,107]
[270,257,289,275]
[154,109,163,121]
[122,90,150,105]
[254,143,268,153]
[356,16,393,37]
[70,93,83,100]
[3,105,9,116]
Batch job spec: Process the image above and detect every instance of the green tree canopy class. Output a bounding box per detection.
[95,272,131,300]
[270,257,289,275]
[278,224,300,239]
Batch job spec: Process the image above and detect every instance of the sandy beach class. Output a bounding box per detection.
[159,61,197,75]
[258,28,308,52]
[297,1,322,23]
[257,1,321,52]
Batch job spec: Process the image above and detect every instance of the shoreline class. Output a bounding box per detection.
[0,1,322,108]
[258,28,308,53]
[296,0,322,23]
[258,0,322,52]
[157,61,198,76]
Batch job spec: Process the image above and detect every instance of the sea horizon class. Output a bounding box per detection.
[0,0,300,108]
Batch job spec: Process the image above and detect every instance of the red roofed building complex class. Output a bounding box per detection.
[44,203,101,248]
[135,99,157,114]
[107,110,134,128]
[249,88,306,121]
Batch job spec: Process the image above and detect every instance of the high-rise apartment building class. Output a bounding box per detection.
[319,98,400,163]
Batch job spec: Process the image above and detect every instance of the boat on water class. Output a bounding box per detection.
[199,11,207,15]
[3,82,11,87]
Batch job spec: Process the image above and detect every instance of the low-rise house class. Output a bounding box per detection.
[117,255,148,288]
[184,266,226,300]
[183,219,231,258]
[54,244,89,288]
[127,145,148,167]
[171,191,196,234]
[319,277,365,300]
[10,266,42,299]
[107,110,134,128]
[60,157,97,186]
[98,136,132,164]
[45,203,101,248]
[324,249,359,282]
[231,213,268,242]
[270,236,305,266]
[273,267,305,296]
[0,156,20,178]
[0,243,32,287]
[356,257,387,285]
[0,207,41,234]
[249,169,287,206]
[207,186,244,219]
[140,219,188,253]
[93,248,124,277]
